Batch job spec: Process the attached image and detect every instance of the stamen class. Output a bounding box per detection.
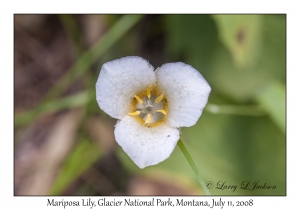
[133,95,143,104]
[155,92,164,103]
[143,114,151,125]
[128,111,140,116]
[129,85,167,127]
[156,110,167,115]
[146,86,152,98]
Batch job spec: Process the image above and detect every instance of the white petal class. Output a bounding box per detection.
[114,115,180,168]
[96,56,156,119]
[156,62,211,127]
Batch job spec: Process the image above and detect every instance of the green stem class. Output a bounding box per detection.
[205,103,265,116]
[177,139,211,195]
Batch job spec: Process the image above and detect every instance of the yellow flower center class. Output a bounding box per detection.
[128,85,168,127]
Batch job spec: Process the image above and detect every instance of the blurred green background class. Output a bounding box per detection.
[14,14,285,196]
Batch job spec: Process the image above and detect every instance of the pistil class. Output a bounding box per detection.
[129,86,168,126]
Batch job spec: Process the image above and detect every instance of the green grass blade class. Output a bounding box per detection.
[15,91,90,126]
[58,14,83,56]
[49,138,102,195]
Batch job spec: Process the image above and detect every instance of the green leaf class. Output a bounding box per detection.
[212,15,262,69]
[254,81,286,133]
[49,138,102,195]
[180,113,285,195]
[165,15,285,102]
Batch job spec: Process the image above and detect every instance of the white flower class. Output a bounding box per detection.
[96,56,211,168]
